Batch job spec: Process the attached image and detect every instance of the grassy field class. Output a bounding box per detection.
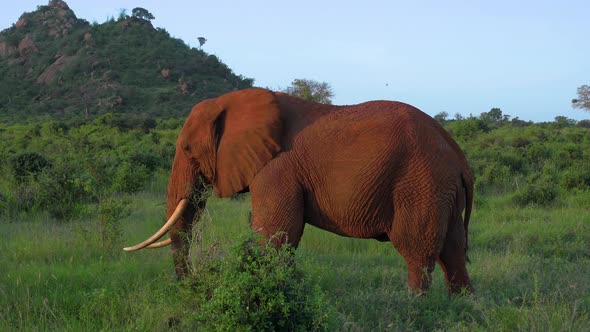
[1,184,589,331]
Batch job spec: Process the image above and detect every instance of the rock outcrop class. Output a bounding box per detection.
[18,36,39,57]
[48,0,70,10]
[178,79,189,95]
[36,54,78,84]
[15,18,29,28]
[0,42,16,57]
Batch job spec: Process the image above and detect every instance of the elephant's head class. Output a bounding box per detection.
[123,88,283,276]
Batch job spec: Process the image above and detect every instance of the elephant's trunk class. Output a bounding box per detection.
[123,148,210,278]
[165,149,210,277]
[167,176,209,277]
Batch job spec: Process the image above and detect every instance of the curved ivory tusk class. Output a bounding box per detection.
[146,238,172,249]
[123,199,188,252]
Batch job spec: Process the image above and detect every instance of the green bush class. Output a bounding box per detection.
[511,136,531,148]
[13,182,37,213]
[111,161,149,194]
[498,152,526,174]
[479,163,512,189]
[128,150,161,172]
[98,197,130,255]
[560,162,590,190]
[525,143,553,168]
[555,143,583,169]
[10,152,51,183]
[513,175,559,206]
[36,159,93,220]
[182,236,336,331]
[449,117,488,140]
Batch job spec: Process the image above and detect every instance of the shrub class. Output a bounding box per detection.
[182,236,336,331]
[498,152,526,174]
[12,182,37,212]
[560,162,590,190]
[511,136,531,148]
[36,159,93,220]
[98,197,130,255]
[159,142,176,167]
[479,163,511,188]
[449,117,487,140]
[525,143,552,167]
[513,175,559,206]
[128,150,161,172]
[42,121,69,134]
[111,161,149,194]
[11,152,51,183]
[553,116,576,128]
[555,143,583,169]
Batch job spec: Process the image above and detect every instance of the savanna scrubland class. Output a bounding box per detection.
[1,109,589,330]
[1,2,589,331]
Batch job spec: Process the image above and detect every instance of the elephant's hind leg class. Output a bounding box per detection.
[438,215,473,294]
[389,209,447,294]
[404,255,437,294]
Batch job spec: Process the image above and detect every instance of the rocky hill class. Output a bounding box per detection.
[0,1,253,123]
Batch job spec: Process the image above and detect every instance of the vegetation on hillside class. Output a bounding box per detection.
[0,1,253,123]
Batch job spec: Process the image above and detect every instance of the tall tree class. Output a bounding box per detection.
[132,7,155,21]
[434,111,449,123]
[283,79,334,104]
[197,37,207,48]
[572,85,590,112]
[480,108,510,127]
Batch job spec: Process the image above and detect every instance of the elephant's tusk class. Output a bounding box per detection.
[146,238,172,249]
[123,199,188,252]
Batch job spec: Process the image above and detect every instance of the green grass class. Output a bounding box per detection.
[1,190,589,331]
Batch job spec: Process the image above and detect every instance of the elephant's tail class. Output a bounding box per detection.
[461,170,474,261]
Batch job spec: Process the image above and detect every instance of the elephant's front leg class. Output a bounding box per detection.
[169,218,193,277]
[169,202,203,278]
[249,162,305,249]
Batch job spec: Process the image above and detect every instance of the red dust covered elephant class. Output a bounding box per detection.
[125,88,474,294]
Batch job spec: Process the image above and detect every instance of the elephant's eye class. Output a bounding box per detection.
[182,143,190,152]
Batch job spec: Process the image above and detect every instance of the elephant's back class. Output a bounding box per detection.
[290,100,466,235]
[292,100,463,173]
[298,100,448,154]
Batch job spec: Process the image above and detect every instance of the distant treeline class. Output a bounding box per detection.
[1,108,588,221]
[440,109,590,206]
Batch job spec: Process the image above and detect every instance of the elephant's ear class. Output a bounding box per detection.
[213,88,282,197]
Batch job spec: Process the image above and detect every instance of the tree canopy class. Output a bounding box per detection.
[198,37,207,48]
[283,79,334,104]
[572,85,590,112]
[132,7,155,21]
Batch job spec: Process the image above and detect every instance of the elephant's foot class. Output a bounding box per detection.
[171,239,192,279]
[405,256,436,295]
[441,265,474,295]
[438,253,474,295]
[173,254,192,279]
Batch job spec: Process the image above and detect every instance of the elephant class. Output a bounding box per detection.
[124,88,474,294]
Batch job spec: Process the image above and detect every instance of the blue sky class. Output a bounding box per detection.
[2,0,589,121]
